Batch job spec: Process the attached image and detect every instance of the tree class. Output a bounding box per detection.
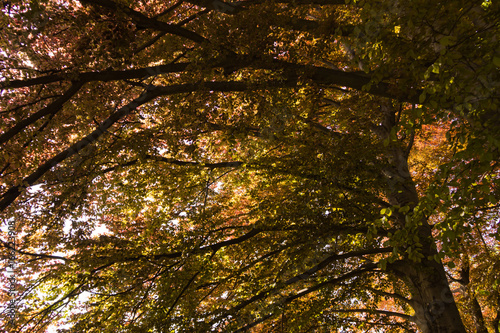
[1,0,499,332]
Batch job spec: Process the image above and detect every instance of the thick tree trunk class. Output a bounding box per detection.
[387,186,468,332]
[397,229,467,333]
[378,103,467,333]
[388,152,467,332]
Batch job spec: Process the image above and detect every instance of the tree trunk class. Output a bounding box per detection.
[388,150,467,332]
[458,258,488,333]
[387,180,468,332]
[492,292,500,333]
[470,296,488,333]
[398,230,468,333]
[378,102,467,333]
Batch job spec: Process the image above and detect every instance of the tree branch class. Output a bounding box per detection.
[0,82,84,145]
[0,70,412,212]
[183,0,245,14]
[99,156,244,175]
[89,228,262,270]
[366,287,414,307]
[1,63,190,89]
[3,56,418,104]
[231,262,378,331]
[0,80,295,211]
[184,0,348,15]
[0,239,68,261]
[284,247,393,285]
[80,0,207,44]
[329,308,415,322]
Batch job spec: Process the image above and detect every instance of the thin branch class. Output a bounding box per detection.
[329,308,415,322]
[23,280,87,330]
[284,247,393,285]
[165,270,201,318]
[176,8,210,26]
[184,0,347,13]
[99,156,244,174]
[405,127,415,159]
[80,0,207,44]
[1,63,189,89]
[183,0,244,14]
[232,263,378,332]
[366,287,414,307]
[153,0,184,19]
[0,94,61,114]
[197,248,285,290]
[0,82,83,145]
[88,228,261,272]
[0,239,68,261]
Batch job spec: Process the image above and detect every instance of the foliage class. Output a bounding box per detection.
[1,0,499,332]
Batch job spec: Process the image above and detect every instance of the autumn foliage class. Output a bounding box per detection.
[1,0,499,332]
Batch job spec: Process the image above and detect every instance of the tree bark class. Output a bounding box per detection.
[457,258,488,333]
[397,234,467,333]
[470,296,488,333]
[491,292,500,333]
[378,103,467,333]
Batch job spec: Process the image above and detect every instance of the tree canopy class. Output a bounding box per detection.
[1,0,499,332]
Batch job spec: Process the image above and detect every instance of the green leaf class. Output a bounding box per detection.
[419,92,426,104]
[493,56,500,67]
[439,36,456,47]
[379,259,387,270]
